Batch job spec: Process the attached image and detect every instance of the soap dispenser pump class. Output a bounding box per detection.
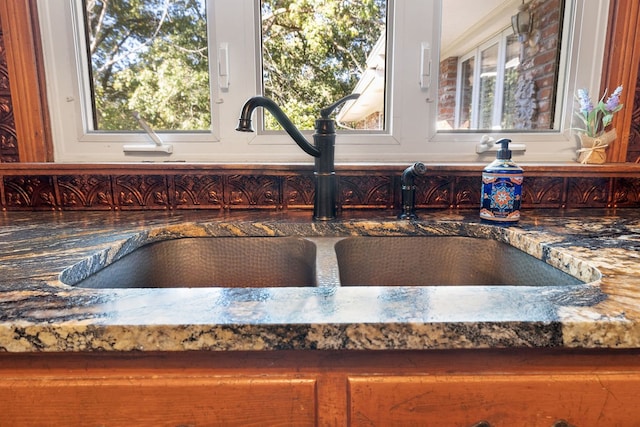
[480,138,523,224]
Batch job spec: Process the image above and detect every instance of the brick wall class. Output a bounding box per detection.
[437,57,458,129]
[520,0,563,129]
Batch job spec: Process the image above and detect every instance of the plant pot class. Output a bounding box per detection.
[577,129,616,164]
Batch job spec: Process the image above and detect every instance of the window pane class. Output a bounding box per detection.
[83,0,211,131]
[478,43,498,129]
[260,0,387,131]
[458,57,474,129]
[501,34,520,129]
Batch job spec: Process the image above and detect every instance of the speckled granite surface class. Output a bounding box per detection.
[1,209,639,352]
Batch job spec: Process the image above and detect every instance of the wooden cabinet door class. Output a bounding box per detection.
[349,373,640,426]
[0,374,317,426]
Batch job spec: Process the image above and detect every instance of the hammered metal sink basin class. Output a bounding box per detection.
[66,237,317,288]
[335,236,585,286]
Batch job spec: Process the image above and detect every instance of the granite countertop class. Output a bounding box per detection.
[1,209,639,353]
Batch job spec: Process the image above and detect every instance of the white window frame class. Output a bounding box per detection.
[37,0,608,163]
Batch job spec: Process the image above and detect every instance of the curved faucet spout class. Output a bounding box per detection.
[236,96,320,158]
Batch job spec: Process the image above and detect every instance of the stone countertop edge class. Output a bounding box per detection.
[0,209,639,353]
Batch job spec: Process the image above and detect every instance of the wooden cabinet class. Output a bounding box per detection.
[349,373,640,426]
[1,374,316,426]
[1,349,639,426]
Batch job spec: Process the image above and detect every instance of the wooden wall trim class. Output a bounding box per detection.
[2,161,640,176]
[602,0,640,162]
[0,0,51,162]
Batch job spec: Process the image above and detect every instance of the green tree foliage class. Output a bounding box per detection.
[261,0,386,129]
[86,0,210,131]
[87,0,385,131]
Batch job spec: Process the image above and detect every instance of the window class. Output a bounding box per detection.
[81,0,387,134]
[84,0,212,132]
[38,0,609,163]
[260,1,387,131]
[453,30,519,130]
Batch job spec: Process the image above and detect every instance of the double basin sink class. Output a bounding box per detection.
[61,233,594,289]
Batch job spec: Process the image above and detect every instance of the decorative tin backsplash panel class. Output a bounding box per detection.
[340,175,393,209]
[173,174,223,210]
[227,175,280,210]
[1,171,639,211]
[3,175,55,209]
[522,177,564,208]
[612,177,640,207]
[415,175,452,209]
[113,175,170,210]
[566,177,610,208]
[452,176,482,208]
[0,29,19,164]
[57,175,113,209]
[284,174,315,209]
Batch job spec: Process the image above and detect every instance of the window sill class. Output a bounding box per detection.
[0,161,639,175]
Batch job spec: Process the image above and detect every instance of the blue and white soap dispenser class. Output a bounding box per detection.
[480,138,523,225]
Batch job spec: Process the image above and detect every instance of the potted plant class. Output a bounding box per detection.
[574,85,624,164]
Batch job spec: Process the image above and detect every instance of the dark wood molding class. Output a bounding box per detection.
[3,161,640,176]
[602,0,640,162]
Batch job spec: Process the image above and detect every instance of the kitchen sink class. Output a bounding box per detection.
[62,233,592,289]
[334,236,586,286]
[65,237,317,288]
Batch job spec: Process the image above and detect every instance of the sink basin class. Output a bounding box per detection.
[65,237,317,288]
[62,232,590,289]
[335,236,585,286]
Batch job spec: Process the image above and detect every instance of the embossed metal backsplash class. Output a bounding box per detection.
[0,26,20,164]
[1,172,639,211]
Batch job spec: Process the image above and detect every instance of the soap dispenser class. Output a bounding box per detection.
[480,138,523,225]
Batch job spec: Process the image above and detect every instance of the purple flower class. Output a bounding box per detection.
[577,89,593,115]
[604,85,623,112]
[574,85,623,137]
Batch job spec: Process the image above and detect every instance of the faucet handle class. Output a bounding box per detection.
[319,93,360,119]
[398,162,427,220]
